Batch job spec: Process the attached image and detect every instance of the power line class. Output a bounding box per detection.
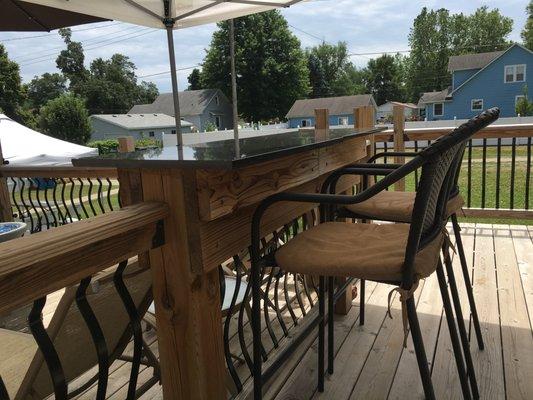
[289,23,324,42]
[0,22,124,42]
[19,28,158,67]
[138,64,202,79]
[14,25,146,63]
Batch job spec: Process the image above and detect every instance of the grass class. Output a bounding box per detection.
[400,148,532,225]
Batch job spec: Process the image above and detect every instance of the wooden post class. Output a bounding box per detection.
[0,139,13,222]
[118,136,135,153]
[314,108,329,140]
[355,105,375,159]
[140,169,226,400]
[393,105,406,191]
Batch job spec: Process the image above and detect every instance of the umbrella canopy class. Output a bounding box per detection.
[1,0,107,31]
[12,0,304,29]
[0,114,98,166]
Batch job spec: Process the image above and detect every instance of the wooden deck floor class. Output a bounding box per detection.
[36,223,533,399]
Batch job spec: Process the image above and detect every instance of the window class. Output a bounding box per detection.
[338,116,349,126]
[433,103,444,117]
[505,65,526,83]
[171,129,176,134]
[214,116,222,128]
[471,99,483,111]
[215,96,219,105]
[301,119,312,127]
[148,131,155,137]
[516,95,527,107]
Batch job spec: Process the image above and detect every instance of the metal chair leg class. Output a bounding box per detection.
[252,261,263,400]
[318,276,326,392]
[443,246,480,399]
[359,279,365,326]
[451,213,484,350]
[436,261,472,400]
[406,296,435,400]
[328,276,334,374]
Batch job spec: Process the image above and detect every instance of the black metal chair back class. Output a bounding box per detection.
[401,108,500,288]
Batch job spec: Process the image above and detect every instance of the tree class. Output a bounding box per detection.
[406,6,514,102]
[363,54,406,105]
[187,68,203,90]
[516,86,533,116]
[79,54,159,114]
[56,28,87,89]
[406,8,455,102]
[39,94,91,144]
[199,11,309,121]
[0,44,25,120]
[522,1,533,50]
[26,73,67,110]
[457,6,513,53]
[306,42,364,98]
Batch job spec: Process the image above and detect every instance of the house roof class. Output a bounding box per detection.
[285,95,376,119]
[129,89,225,116]
[90,113,192,130]
[448,50,505,72]
[418,88,451,105]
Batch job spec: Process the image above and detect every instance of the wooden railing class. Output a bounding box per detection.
[0,202,167,399]
[376,107,533,220]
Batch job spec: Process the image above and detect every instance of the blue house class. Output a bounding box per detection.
[419,44,533,120]
[285,95,377,128]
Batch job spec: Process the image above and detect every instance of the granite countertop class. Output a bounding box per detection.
[73,127,384,170]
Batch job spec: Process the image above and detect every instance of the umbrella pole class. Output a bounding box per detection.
[229,19,240,156]
[166,25,183,148]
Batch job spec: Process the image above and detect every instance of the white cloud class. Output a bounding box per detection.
[0,0,528,92]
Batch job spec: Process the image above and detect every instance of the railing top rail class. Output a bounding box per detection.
[0,166,118,178]
[375,123,533,141]
[0,201,168,315]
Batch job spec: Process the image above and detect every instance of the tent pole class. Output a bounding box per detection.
[229,19,240,156]
[166,24,183,148]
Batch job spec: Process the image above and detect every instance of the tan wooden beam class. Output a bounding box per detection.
[0,140,13,222]
[393,105,406,191]
[0,202,168,315]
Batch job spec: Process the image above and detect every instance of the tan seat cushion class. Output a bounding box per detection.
[344,191,464,222]
[275,222,444,282]
[0,329,36,398]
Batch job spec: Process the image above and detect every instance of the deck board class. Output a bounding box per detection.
[4,223,531,400]
[113,223,533,400]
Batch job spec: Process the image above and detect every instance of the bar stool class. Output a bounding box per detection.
[327,147,484,352]
[250,109,500,400]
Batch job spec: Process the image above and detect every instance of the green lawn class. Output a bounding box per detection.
[401,149,532,225]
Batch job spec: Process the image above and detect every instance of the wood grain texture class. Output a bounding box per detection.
[374,123,533,143]
[0,141,13,222]
[0,202,168,315]
[141,169,226,400]
[199,173,361,272]
[118,136,135,153]
[393,105,406,191]
[196,136,367,222]
[494,225,533,400]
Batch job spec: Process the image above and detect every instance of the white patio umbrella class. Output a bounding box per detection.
[16,0,307,149]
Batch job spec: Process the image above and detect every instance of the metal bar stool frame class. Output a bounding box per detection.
[249,108,500,400]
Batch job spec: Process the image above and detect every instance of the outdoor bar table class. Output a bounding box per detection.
[73,108,383,400]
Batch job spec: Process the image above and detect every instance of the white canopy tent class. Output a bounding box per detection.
[0,114,97,166]
[18,0,306,150]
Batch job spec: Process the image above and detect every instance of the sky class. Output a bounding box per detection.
[0,0,528,93]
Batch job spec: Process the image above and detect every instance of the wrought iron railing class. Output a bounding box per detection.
[219,210,319,397]
[1,167,119,233]
[374,124,533,220]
